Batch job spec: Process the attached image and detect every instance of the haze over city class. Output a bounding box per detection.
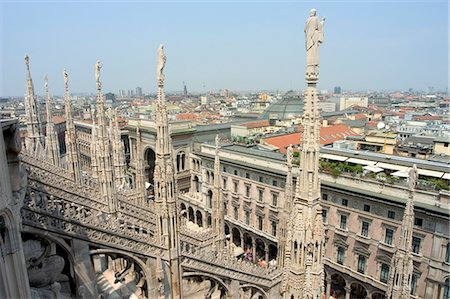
[1,0,448,97]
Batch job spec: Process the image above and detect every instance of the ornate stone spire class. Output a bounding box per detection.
[44,75,60,167]
[94,61,116,213]
[386,165,418,299]
[24,55,44,153]
[63,69,82,184]
[212,135,225,255]
[134,126,145,198]
[279,144,294,270]
[282,9,325,299]
[153,44,183,298]
[111,108,128,190]
[90,113,98,179]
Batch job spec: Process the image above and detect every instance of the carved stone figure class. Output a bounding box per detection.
[304,9,325,78]
[95,60,102,89]
[157,44,166,85]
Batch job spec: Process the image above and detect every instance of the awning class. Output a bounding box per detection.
[375,162,408,172]
[363,165,384,173]
[347,158,377,166]
[320,153,348,162]
[391,170,409,178]
[234,246,245,257]
[417,169,445,178]
[443,173,450,180]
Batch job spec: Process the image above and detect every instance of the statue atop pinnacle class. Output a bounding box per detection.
[304,9,325,82]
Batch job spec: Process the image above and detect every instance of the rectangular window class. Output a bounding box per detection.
[412,237,421,254]
[234,206,238,220]
[357,255,366,273]
[342,198,348,206]
[245,211,250,225]
[273,180,278,187]
[361,221,369,237]
[245,172,250,179]
[322,209,328,224]
[271,221,277,236]
[258,189,264,201]
[223,178,227,188]
[223,166,227,172]
[340,215,347,230]
[272,193,278,207]
[385,228,394,245]
[245,185,250,197]
[322,193,328,201]
[410,275,417,295]
[258,216,263,230]
[380,264,390,283]
[234,170,238,176]
[337,247,345,264]
[259,176,263,183]
[388,211,395,219]
[364,204,370,212]
[414,217,423,227]
[233,181,238,193]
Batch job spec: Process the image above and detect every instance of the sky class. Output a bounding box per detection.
[0,0,448,96]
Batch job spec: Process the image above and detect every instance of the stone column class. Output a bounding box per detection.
[264,243,269,262]
[252,239,256,263]
[240,231,244,248]
[345,286,351,299]
[326,277,332,299]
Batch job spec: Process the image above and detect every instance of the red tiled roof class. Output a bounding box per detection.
[176,113,197,120]
[263,124,358,153]
[413,115,442,121]
[240,120,270,129]
[367,121,378,128]
[52,115,66,124]
[353,113,367,120]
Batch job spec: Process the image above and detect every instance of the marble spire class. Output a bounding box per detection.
[153,44,183,298]
[63,69,82,184]
[94,61,116,213]
[282,9,325,299]
[111,108,128,190]
[134,126,145,199]
[212,135,225,255]
[44,75,60,167]
[90,112,99,180]
[24,55,44,153]
[386,165,418,299]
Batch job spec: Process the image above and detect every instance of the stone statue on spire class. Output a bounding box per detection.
[25,55,30,69]
[157,44,166,86]
[95,60,102,90]
[63,69,69,92]
[305,9,325,81]
[408,164,418,191]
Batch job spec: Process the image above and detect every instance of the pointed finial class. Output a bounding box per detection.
[63,69,69,94]
[408,164,418,191]
[287,144,293,167]
[95,60,102,90]
[44,75,49,92]
[157,44,166,86]
[24,54,30,69]
[215,134,220,148]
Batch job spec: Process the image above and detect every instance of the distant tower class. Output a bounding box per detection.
[24,55,44,153]
[334,86,341,94]
[136,86,143,97]
[94,61,117,213]
[44,75,60,167]
[63,70,82,184]
[282,9,325,299]
[386,165,418,299]
[212,135,225,255]
[183,81,188,96]
[153,44,183,298]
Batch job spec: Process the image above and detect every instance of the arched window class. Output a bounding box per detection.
[444,279,450,299]
[207,190,213,208]
[176,151,186,172]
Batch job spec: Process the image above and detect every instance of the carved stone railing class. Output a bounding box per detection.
[179,223,216,244]
[180,244,281,288]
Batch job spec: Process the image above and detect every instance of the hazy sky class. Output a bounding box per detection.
[0,1,448,96]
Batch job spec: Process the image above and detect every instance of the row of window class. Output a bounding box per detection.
[223,166,280,187]
[225,177,279,206]
[234,208,278,236]
[323,193,425,226]
[336,247,418,294]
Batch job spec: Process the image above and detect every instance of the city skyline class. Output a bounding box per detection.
[1,1,448,97]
